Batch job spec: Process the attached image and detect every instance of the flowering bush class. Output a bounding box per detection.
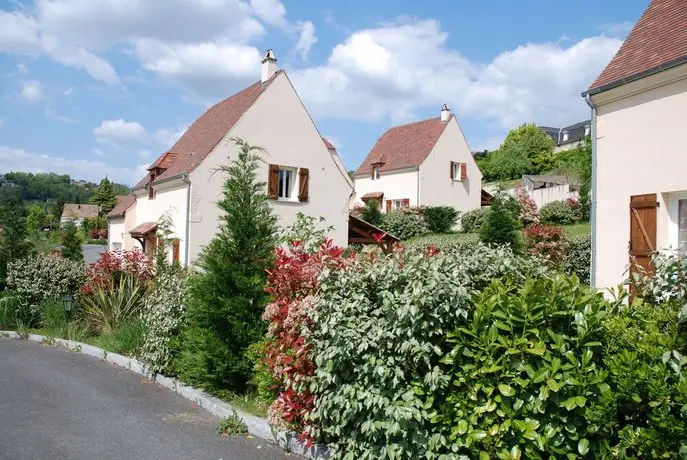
[540,200,579,225]
[567,197,584,222]
[524,224,570,268]
[262,238,351,437]
[89,228,108,240]
[515,185,539,226]
[6,253,86,326]
[81,248,152,294]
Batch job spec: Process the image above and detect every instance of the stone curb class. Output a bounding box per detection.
[0,331,329,459]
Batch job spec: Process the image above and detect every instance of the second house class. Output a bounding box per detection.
[352,104,482,213]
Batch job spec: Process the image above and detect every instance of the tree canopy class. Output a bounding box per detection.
[89,177,118,213]
[0,172,128,204]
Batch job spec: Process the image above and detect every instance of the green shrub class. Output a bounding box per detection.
[61,222,83,262]
[460,208,488,233]
[380,210,427,240]
[0,292,19,329]
[6,253,86,326]
[93,319,147,356]
[141,268,188,374]
[360,199,382,226]
[421,206,459,233]
[39,298,68,331]
[565,236,591,285]
[78,275,144,333]
[523,224,570,268]
[309,245,546,458]
[540,200,579,225]
[443,276,613,458]
[405,233,480,252]
[633,251,687,309]
[479,195,523,253]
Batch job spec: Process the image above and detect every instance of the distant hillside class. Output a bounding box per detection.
[0,172,130,204]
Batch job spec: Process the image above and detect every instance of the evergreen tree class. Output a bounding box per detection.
[479,194,523,253]
[54,196,65,221]
[361,199,382,226]
[0,186,33,288]
[178,138,278,393]
[89,177,118,213]
[61,222,83,262]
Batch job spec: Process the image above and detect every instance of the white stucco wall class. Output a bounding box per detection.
[352,169,418,211]
[419,117,482,212]
[133,181,189,265]
[108,218,125,251]
[592,67,687,290]
[188,72,352,262]
[500,184,578,209]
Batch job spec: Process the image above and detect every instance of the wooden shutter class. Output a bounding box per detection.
[629,194,658,286]
[371,167,375,180]
[298,168,309,202]
[386,200,392,212]
[172,239,180,263]
[460,163,467,181]
[268,164,279,199]
[450,161,455,179]
[402,198,410,208]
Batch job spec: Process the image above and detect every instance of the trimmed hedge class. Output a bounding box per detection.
[421,206,459,233]
[540,200,579,225]
[460,208,488,233]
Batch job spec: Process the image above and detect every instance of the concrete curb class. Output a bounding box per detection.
[0,331,329,459]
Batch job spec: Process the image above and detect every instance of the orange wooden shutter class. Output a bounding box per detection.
[629,194,658,284]
[402,198,410,208]
[386,200,392,212]
[268,164,279,199]
[298,168,309,202]
[450,161,455,179]
[172,239,180,262]
[460,163,467,180]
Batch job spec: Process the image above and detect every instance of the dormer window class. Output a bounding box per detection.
[148,171,157,199]
[585,125,591,136]
[371,165,381,180]
[562,131,569,142]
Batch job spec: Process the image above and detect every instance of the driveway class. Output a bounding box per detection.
[0,339,291,460]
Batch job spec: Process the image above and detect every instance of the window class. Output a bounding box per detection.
[392,199,404,211]
[278,168,295,199]
[148,172,156,199]
[451,161,467,181]
[585,125,591,136]
[372,165,380,180]
[562,131,569,142]
[679,199,687,256]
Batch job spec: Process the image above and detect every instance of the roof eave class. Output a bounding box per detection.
[583,55,687,97]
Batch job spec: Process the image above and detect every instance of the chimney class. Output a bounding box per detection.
[441,103,450,122]
[261,49,278,83]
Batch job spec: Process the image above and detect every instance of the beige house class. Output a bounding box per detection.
[109,50,353,265]
[583,0,687,290]
[352,104,482,213]
[61,203,99,228]
[107,195,136,251]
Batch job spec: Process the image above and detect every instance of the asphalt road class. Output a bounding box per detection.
[0,338,291,460]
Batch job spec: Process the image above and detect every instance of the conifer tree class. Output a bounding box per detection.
[61,222,83,262]
[178,138,278,393]
[0,187,33,288]
[479,194,523,253]
[89,177,118,213]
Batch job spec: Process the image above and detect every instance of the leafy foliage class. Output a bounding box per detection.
[309,244,546,458]
[515,186,539,226]
[6,253,86,326]
[280,212,333,254]
[564,236,591,285]
[524,224,570,268]
[421,206,460,233]
[0,292,20,329]
[81,249,152,295]
[380,209,427,240]
[0,186,32,289]
[540,200,580,225]
[360,199,382,226]
[88,176,118,213]
[78,274,144,333]
[61,222,84,262]
[480,195,523,253]
[26,204,48,233]
[217,410,248,435]
[177,138,278,394]
[460,208,488,233]
[632,251,687,310]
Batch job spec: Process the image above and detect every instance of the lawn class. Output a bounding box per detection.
[562,223,591,237]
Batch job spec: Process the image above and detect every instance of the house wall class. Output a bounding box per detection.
[132,181,189,265]
[592,68,687,290]
[352,169,418,211]
[108,218,125,250]
[188,72,352,262]
[419,117,482,212]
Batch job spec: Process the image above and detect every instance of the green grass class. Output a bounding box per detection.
[562,223,591,237]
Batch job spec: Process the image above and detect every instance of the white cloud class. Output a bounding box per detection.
[0,11,41,54]
[292,19,621,130]
[20,80,44,102]
[93,119,146,141]
[250,0,287,27]
[137,149,151,159]
[597,21,634,38]
[0,145,147,185]
[154,125,189,148]
[295,21,317,61]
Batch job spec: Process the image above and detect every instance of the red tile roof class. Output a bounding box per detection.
[361,192,384,200]
[61,203,99,220]
[354,116,451,176]
[322,137,336,151]
[588,0,687,93]
[108,195,135,218]
[130,221,157,237]
[134,72,280,190]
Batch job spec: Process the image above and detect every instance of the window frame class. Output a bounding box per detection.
[562,131,569,142]
[392,199,404,211]
[372,165,381,180]
[452,162,463,181]
[669,192,687,256]
[277,166,298,201]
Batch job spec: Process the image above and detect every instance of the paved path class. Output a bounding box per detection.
[0,338,291,460]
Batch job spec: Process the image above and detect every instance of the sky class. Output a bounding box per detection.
[0,0,648,185]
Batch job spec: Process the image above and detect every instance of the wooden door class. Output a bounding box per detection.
[629,194,658,281]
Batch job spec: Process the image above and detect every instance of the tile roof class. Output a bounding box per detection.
[588,0,687,93]
[107,195,135,218]
[134,72,281,190]
[61,203,99,220]
[129,221,157,236]
[354,116,451,176]
[322,137,336,151]
[361,192,384,200]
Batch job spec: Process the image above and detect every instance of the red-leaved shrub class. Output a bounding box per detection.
[516,185,540,226]
[262,238,352,439]
[81,248,153,294]
[524,224,570,268]
[567,197,584,222]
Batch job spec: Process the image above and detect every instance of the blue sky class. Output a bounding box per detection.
[0,0,647,185]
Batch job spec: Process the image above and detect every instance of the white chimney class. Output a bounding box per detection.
[261,49,278,83]
[441,103,450,122]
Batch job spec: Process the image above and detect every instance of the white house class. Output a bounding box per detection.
[107,195,136,251]
[352,105,482,213]
[583,0,687,290]
[110,50,353,265]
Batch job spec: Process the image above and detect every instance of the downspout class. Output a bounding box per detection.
[416,166,420,206]
[183,174,191,267]
[584,94,598,289]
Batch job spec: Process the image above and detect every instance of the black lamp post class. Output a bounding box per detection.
[62,293,75,313]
